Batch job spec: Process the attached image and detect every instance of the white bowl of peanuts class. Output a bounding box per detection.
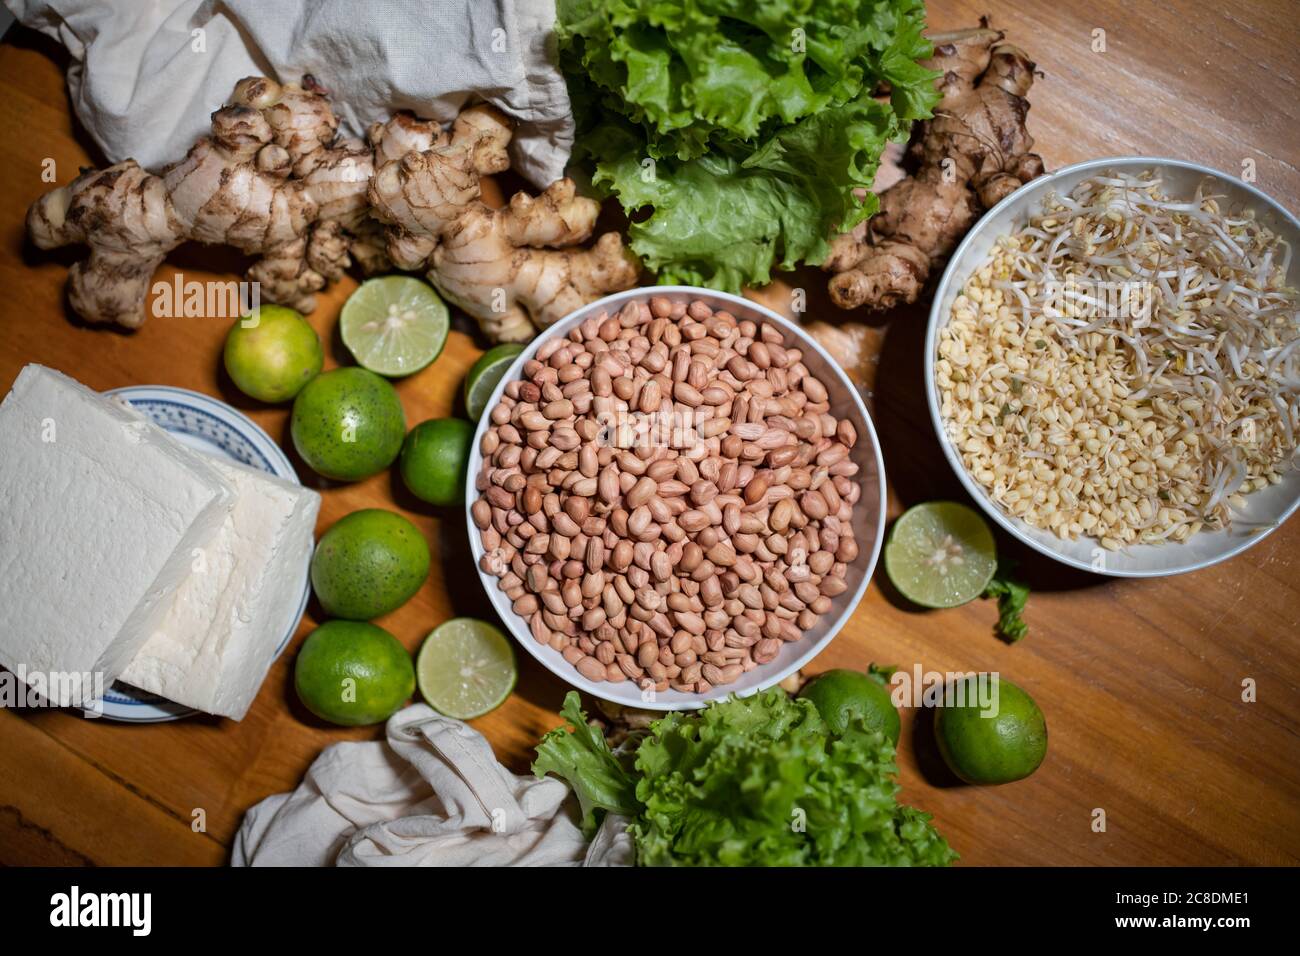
[928,157,1300,577]
[468,287,886,709]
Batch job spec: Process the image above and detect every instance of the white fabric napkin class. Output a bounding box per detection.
[232,704,634,867]
[4,0,572,187]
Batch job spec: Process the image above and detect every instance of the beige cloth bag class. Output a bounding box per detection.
[232,704,633,867]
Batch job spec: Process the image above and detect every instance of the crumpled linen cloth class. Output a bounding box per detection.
[3,0,572,187]
[231,704,633,867]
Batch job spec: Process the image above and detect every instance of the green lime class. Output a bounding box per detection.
[464,343,524,420]
[935,675,1047,784]
[223,305,323,402]
[884,501,997,608]
[798,668,901,744]
[340,276,449,377]
[295,620,415,726]
[416,618,516,719]
[291,367,406,481]
[399,418,474,506]
[311,509,430,620]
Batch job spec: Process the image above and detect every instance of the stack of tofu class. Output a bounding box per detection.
[0,365,320,719]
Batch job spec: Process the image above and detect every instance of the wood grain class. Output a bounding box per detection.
[0,1,1297,866]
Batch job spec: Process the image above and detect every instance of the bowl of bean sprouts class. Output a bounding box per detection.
[926,157,1300,576]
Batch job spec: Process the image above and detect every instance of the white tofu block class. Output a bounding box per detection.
[121,456,320,719]
[0,365,234,706]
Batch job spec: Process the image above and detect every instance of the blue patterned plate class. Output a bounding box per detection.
[98,386,309,723]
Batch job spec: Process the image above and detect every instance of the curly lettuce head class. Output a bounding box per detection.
[534,689,957,866]
[557,0,940,290]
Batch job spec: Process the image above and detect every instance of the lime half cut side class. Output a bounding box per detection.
[341,276,450,377]
[464,343,524,421]
[417,618,517,719]
[884,501,998,608]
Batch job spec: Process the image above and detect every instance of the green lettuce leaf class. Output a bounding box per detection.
[983,560,1031,642]
[556,0,940,290]
[532,691,639,836]
[586,93,900,291]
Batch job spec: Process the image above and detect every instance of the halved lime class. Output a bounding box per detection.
[884,501,997,608]
[417,618,516,719]
[464,343,524,420]
[341,276,449,377]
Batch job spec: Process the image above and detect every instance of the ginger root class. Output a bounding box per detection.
[27,78,638,340]
[823,25,1044,311]
[367,106,638,342]
[28,76,372,329]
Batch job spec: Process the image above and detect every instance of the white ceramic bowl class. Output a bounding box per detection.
[466,287,887,709]
[926,157,1300,577]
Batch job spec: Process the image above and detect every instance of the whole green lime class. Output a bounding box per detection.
[223,305,323,403]
[399,418,474,506]
[294,620,415,726]
[311,509,430,620]
[291,367,406,481]
[935,675,1047,784]
[799,669,901,745]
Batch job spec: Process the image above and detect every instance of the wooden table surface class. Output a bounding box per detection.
[1,0,1297,867]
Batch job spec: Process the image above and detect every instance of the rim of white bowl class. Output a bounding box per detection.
[924,156,1300,577]
[466,286,887,710]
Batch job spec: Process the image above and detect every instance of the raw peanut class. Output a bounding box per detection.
[627,505,652,538]
[679,541,704,572]
[529,613,550,644]
[800,488,829,520]
[564,495,590,523]
[673,381,703,406]
[638,379,662,413]
[575,656,606,682]
[802,376,828,403]
[689,480,718,506]
[743,474,769,505]
[675,611,706,635]
[597,467,619,504]
[610,539,634,572]
[637,642,660,669]
[706,542,737,567]
[585,538,605,573]
[626,476,657,508]
[820,575,848,597]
